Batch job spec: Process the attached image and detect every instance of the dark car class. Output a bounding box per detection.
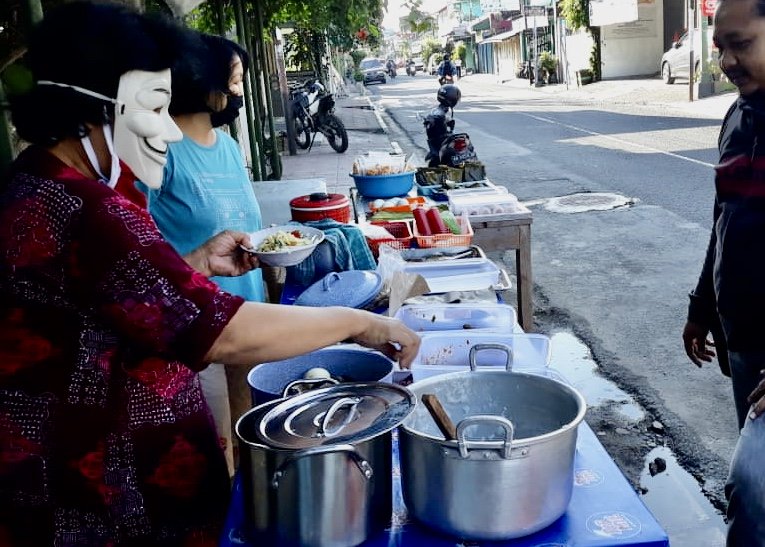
[360,58,387,86]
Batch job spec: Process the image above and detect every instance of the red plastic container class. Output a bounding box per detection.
[290,192,351,223]
[367,221,414,258]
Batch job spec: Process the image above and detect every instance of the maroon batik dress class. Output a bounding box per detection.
[0,147,245,546]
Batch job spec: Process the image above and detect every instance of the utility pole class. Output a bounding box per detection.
[688,0,695,102]
[698,1,713,98]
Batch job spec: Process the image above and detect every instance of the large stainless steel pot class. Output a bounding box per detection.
[235,382,415,547]
[399,344,586,541]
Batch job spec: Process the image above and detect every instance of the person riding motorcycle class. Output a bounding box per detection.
[406,59,416,76]
[437,54,456,85]
[386,59,397,78]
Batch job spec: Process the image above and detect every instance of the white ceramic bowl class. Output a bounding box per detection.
[246,225,325,267]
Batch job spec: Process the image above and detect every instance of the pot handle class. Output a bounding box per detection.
[468,343,514,372]
[281,377,340,398]
[271,444,373,489]
[456,415,515,459]
[319,396,362,437]
[322,271,341,291]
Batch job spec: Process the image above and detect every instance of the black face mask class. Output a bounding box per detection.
[211,94,244,128]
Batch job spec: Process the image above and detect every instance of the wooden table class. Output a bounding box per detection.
[350,188,534,332]
[469,213,534,332]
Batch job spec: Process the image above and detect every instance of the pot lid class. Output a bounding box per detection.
[290,192,350,210]
[255,382,416,449]
[294,270,382,309]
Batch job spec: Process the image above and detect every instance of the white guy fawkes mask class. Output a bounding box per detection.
[39,69,182,189]
[113,69,182,188]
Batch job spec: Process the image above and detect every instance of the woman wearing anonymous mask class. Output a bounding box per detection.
[0,3,420,545]
[144,33,265,477]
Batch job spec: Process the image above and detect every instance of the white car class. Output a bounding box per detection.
[660,32,700,84]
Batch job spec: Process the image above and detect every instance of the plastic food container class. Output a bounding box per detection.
[393,303,517,333]
[290,192,351,223]
[449,192,521,216]
[351,172,415,199]
[409,331,551,382]
[400,257,505,293]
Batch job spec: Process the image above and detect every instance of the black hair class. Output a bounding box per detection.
[169,33,250,117]
[717,0,765,15]
[10,1,184,146]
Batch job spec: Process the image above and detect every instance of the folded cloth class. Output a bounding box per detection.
[287,219,376,287]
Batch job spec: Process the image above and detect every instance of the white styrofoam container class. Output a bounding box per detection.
[449,192,521,216]
[410,332,551,382]
[394,303,516,333]
[400,258,501,293]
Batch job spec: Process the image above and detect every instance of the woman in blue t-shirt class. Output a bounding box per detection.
[145,32,263,476]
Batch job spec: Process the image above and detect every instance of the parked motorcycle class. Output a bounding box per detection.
[289,80,349,153]
[422,84,477,168]
[516,60,535,83]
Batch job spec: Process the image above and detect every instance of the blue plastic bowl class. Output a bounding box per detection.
[247,347,395,405]
[351,172,415,199]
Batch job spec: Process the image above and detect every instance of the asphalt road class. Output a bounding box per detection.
[366,74,736,511]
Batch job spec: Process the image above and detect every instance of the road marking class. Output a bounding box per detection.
[520,113,716,168]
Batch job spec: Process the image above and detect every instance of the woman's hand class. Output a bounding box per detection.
[682,320,715,367]
[351,313,421,369]
[185,230,259,277]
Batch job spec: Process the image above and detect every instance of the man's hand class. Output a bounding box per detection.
[185,230,259,278]
[748,372,765,420]
[682,320,716,367]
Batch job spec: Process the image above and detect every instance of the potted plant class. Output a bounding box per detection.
[576,68,593,86]
[539,51,558,84]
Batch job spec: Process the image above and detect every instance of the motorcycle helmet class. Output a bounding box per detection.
[443,53,451,61]
[309,81,325,94]
[436,84,461,107]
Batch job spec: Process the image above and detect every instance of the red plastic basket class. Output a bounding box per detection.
[367,221,414,258]
[413,214,473,248]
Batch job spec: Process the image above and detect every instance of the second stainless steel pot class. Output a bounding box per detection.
[236,382,415,547]
[399,344,586,541]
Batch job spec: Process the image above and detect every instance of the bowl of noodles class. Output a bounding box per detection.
[244,225,325,267]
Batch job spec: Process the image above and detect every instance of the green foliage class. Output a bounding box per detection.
[403,0,435,35]
[353,70,363,81]
[185,1,236,34]
[539,51,557,74]
[350,49,369,67]
[420,38,441,67]
[560,0,589,30]
[560,0,600,81]
[588,27,601,80]
[454,42,467,64]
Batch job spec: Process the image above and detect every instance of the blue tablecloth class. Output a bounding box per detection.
[221,421,668,547]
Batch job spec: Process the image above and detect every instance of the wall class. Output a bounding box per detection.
[494,37,521,80]
[563,28,594,73]
[600,0,665,78]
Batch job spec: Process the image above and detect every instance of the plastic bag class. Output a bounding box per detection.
[376,245,407,288]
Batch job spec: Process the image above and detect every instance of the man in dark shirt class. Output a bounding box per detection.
[682,0,765,543]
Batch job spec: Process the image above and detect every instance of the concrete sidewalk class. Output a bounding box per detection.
[459,72,738,119]
[278,83,395,193]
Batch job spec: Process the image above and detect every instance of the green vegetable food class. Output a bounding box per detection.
[440,211,462,235]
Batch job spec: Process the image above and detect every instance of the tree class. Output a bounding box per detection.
[403,0,434,36]
[560,0,601,80]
